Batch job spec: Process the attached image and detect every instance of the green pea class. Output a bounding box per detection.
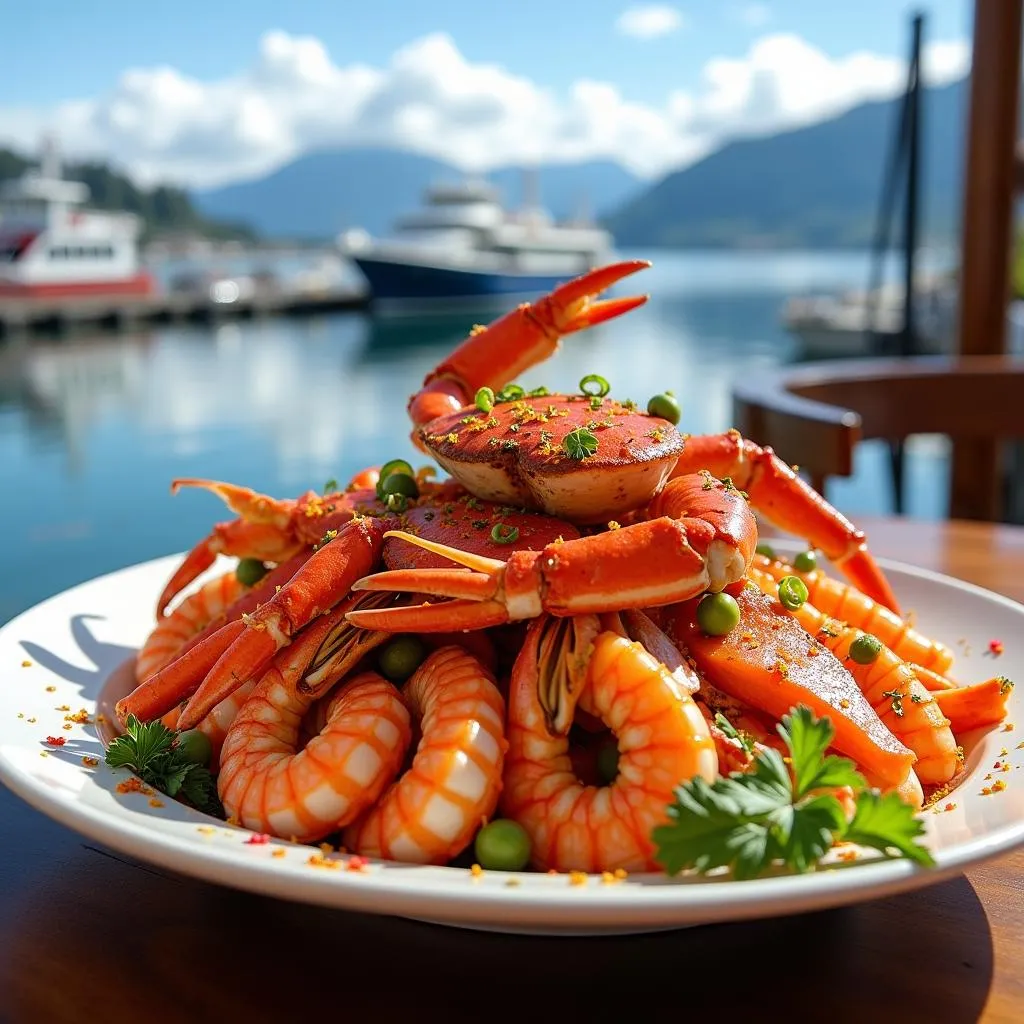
[474,819,532,872]
[696,592,741,636]
[754,542,776,560]
[793,550,818,573]
[379,472,420,500]
[236,558,269,588]
[377,635,427,682]
[849,633,883,664]
[175,729,212,768]
[778,575,809,611]
[596,738,620,784]
[646,393,681,425]
[376,459,415,498]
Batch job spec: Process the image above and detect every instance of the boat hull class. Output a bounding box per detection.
[0,273,155,300]
[351,256,593,304]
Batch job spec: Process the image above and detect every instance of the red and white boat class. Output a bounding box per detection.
[0,140,154,299]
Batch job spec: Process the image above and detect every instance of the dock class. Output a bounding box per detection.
[0,285,371,339]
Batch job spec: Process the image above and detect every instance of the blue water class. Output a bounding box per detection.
[0,249,951,625]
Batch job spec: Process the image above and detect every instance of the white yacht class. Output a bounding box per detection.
[338,176,614,306]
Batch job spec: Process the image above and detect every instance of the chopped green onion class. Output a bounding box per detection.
[475,387,495,413]
[490,523,520,544]
[496,384,526,402]
[579,374,610,398]
[778,575,809,611]
[563,427,599,460]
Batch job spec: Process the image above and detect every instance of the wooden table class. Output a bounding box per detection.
[2,518,1023,1023]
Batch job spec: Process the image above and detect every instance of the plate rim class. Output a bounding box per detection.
[2,544,1023,927]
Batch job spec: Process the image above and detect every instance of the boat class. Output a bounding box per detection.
[0,138,154,299]
[337,176,614,309]
[781,274,959,358]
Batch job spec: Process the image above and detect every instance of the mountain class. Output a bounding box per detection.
[193,149,642,240]
[606,79,968,249]
[0,147,253,242]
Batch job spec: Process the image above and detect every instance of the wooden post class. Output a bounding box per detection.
[950,0,1023,520]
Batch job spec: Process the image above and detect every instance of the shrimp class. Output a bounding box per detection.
[136,570,246,682]
[343,646,506,865]
[217,609,413,843]
[501,615,717,873]
[749,569,959,785]
[158,678,256,771]
[754,554,954,674]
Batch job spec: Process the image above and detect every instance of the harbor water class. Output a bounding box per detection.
[0,249,955,625]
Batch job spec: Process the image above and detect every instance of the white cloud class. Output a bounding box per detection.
[615,5,685,39]
[735,4,772,28]
[0,30,971,189]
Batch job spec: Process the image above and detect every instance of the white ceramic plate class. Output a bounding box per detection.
[1,545,1022,935]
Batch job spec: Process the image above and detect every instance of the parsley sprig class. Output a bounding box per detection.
[105,714,222,816]
[653,706,935,880]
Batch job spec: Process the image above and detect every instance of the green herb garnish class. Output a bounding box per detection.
[562,427,599,460]
[652,706,935,880]
[714,712,755,756]
[105,714,221,815]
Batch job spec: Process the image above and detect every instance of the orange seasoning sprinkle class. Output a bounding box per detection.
[44,735,66,747]
[569,870,588,887]
[836,849,859,862]
[116,778,146,794]
[21,660,31,668]
[271,848,287,859]
[45,685,56,692]
[246,833,271,845]
[989,639,1005,657]
[307,854,340,869]
[81,756,99,767]
[56,704,70,712]
[148,797,164,808]
[346,855,368,872]
[470,863,484,878]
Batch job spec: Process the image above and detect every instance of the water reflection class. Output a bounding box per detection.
[0,250,949,623]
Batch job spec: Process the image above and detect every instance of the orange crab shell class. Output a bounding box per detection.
[384,494,581,570]
[418,394,685,524]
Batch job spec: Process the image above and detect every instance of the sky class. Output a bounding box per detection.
[0,0,973,189]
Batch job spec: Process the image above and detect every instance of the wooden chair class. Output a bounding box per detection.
[731,355,1024,520]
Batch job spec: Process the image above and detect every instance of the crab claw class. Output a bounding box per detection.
[157,479,305,616]
[530,258,652,334]
[407,260,651,430]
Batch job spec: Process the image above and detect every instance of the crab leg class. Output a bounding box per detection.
[117,618,248,726]
[407,260,651,432]
[149,516,388,731]
[668,430,900,613]
[347,476,756,632]
[156,478,379,616]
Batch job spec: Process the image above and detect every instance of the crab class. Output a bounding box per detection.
[116,259,897,736]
